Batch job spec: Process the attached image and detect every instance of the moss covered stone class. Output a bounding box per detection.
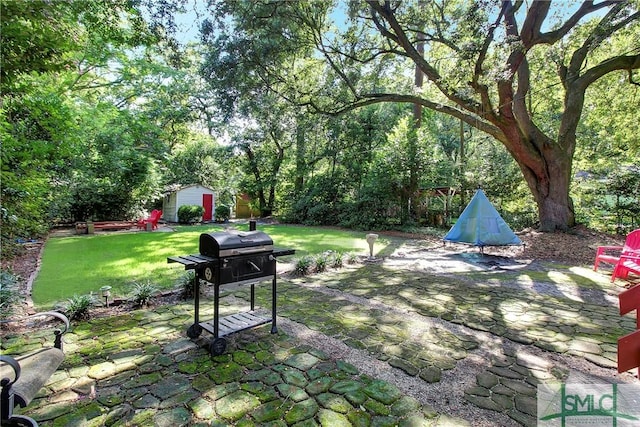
[151,375,192,399]
[233,350,256,366]
[188,397,216,420]
[363,380,402,405]
[306,376,334,395]
[363,398,390,416]
[251,399,290,423]
[316,392,354,414]
[330,379,363,395]
[215,390,261,421]
[318,408,351,427]
[209,361,244,384]
[153,406,192,427]
[276,383,309,402]
[282,368,308,387]
[285,353,320,370]
[123,372,163,389]
[284,398,319,424]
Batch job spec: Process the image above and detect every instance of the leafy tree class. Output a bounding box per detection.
[66,105,163,221]
[1,0,81,87]
[232,94,295,217]
[201,0,640,231]
[278,102,403,227]
[164,135,235,190]
[0,0,163,253]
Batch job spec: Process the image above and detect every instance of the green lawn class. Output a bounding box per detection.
[32,224,386,308]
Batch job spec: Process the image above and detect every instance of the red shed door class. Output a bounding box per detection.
[202,194,213,221]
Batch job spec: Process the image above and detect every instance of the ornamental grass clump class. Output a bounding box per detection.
[314,253,329,273]
[346,252,359,264]
[130,280,159,307]
[62,294,96,320]
[293,256,313,276]
[330,251,344,268]
[176,271,200,300]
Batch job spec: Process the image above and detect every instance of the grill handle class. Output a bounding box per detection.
[247,261,261,272]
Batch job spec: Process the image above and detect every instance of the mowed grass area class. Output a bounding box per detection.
[32,224,386,308]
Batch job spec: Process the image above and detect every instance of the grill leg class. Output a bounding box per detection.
[214,283,220,339]
[250,284,255,311]
[193,273,200,325]
[270,274,278,334]
[188,273,202,339]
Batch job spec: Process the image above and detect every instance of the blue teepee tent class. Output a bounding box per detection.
[443,189,522,247]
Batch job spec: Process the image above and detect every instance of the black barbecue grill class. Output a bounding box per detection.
[168,229,294,355]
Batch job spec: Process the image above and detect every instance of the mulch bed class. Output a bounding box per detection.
[379,224,625,266]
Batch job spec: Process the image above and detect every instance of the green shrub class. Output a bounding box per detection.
[314,253,328,273]
[0,270,23,320]
[215,205,231,222]
[177,205,205,224]
[130,280,159,307]
[346,252,358,264]
[176,271,198,300]
[61,294,96,320]
[330,251,344,269]
[293,256,313,276]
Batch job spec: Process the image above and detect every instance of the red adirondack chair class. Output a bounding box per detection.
[137,210,162,230]
[594,229,640,282]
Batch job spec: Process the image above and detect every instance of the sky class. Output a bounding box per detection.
[172,1,208,44]
[170,1,349,45]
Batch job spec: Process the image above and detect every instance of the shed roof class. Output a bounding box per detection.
[164,184,216,195]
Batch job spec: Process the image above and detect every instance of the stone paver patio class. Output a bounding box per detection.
[2,238,638,426]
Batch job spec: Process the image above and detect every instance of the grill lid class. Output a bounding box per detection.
[199,230,274,257]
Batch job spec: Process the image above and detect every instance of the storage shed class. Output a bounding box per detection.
[235,193,260,219]
[163,184,216,223]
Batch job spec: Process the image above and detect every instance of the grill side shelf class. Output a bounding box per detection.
[167,254,217,270]
[168,248,293,269]
[273,248,295,257]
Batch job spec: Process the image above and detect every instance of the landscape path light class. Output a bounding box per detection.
[99,286,111,307]
[366,233,379,259]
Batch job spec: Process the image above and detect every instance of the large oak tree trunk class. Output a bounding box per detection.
[521,154,575,232]
[501,127,577,232]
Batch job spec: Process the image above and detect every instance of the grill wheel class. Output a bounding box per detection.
[187,324,202,339]
[210,338,227,356]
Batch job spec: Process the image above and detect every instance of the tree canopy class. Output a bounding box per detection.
[1,0,639,259]
[198,0,640,231]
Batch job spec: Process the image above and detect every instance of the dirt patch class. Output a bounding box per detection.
[1,241,45,316]
[379,224,625,267]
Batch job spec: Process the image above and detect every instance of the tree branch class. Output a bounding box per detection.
[470,4,505,124]
[534,1,619,45]
[366,0,484,114]
[520,0,551,47]
[569,6,640,86]
[314,92,505,142]
[577,53,640,89]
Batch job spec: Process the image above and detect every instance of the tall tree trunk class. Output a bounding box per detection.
[459,119,466,211]
[264,133,285,217]
[294,121,306,194]
[243,144,268,217]
[400,26,425,225]
[519,151,575,232]
[498,123,576,231]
